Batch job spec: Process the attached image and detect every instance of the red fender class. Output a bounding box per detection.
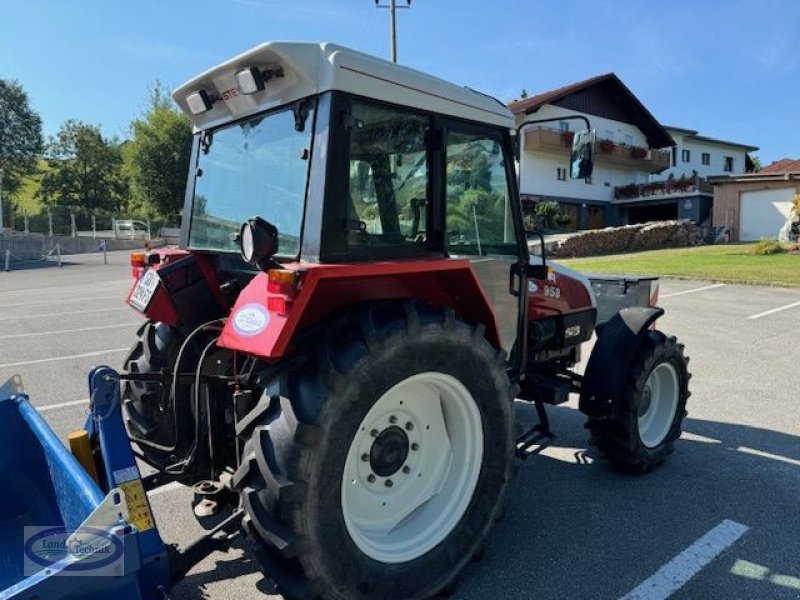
[217,259,500,360]
[126,251,226,327]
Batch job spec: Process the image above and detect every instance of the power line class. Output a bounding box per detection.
[374,0,412,63]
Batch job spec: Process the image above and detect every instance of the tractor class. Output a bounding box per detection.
[120,42,687,599]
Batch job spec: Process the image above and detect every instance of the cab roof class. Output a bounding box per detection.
[173,41,514,131]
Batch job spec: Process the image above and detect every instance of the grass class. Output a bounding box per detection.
[560,243,800,287]
[11,159,49,215]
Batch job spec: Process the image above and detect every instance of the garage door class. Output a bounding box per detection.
[740,188,794,241]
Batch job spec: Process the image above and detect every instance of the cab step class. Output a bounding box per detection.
[515,400,555,460]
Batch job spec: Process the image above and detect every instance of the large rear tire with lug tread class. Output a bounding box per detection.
[234,303,515,600]
[587,331,689,472]
[123,321,180,450]
[123,320,199,472]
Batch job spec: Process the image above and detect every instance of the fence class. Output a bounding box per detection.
[0,230,117,271]
[7,206,182,241]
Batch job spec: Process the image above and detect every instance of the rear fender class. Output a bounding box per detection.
[126,253,228,329]
[217,259,501,360]
[579,306,664,419]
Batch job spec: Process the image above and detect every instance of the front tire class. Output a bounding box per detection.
[587,331,690,472]
[234,303,515,600]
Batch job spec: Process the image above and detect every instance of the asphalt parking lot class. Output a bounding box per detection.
[1,253,798,599]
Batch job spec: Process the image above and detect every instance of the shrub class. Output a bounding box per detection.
[750,240,784,255]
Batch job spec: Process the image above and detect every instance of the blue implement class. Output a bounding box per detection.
[0,368,170,600]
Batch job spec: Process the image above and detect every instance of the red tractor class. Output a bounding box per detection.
[124,42,689,599]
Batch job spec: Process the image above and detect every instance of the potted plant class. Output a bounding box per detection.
[630,146,648,159]
[597,138,615,153]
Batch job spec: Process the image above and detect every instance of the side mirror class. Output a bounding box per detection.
[570,129,595,180]
[239,217,279,271]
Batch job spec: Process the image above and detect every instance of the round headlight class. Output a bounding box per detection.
[240,222,255,262]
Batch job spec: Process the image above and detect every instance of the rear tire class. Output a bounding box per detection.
[122,320,201,473]
[587,331,689,472]
[123,321,180,452]
[234,303,515,600]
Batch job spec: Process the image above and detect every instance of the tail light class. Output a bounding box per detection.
[266,269,300,317]
[130,252,146,268]
[267,269,299,296]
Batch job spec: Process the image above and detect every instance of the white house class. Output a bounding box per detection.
[510,74,758,230]
[658,126,757,181]
[510,74,674,230]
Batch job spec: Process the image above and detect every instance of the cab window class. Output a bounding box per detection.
[445,131,516,256]
[347,100,429,249]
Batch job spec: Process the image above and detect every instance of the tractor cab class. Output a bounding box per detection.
[169,42,594,356]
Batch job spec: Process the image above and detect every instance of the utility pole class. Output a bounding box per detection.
[0,167,4,230]
[374,0,412,63]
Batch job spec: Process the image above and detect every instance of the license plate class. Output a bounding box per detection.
[129,269,160,312]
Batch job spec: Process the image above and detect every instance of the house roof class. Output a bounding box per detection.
[508,73,674,148]
[664,125,759,152]
[759,158,800,174]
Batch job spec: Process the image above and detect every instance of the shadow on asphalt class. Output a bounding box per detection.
[171,402,800,599]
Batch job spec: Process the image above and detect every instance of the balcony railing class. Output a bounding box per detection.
[523,128,670,173]
[614,176,714,201]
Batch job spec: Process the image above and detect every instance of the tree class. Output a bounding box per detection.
[38,120,127,211]
[520,88,529,99]
[125,82,192,216]
[0,79,44,218]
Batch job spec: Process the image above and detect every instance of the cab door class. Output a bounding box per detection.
[441,123,528,354]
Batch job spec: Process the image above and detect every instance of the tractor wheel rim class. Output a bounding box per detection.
[638,362,679,448]
[341,371,484,564]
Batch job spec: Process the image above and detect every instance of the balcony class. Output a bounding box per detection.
[614,176,714,201]
[523,128,671,173]
[594,139,671,173]
[523,127,573,153]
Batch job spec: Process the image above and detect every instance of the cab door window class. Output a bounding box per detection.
[444,131,516,256]
[347,100,429,249]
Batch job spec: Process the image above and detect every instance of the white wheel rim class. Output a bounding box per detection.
[341,372,484,564]
[638,362,679,448]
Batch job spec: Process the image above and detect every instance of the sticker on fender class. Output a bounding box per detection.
[129,269,160,312]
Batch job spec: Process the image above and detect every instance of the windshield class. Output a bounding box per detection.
[188,104,315,255]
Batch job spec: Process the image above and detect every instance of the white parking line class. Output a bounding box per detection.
[0,348,129,369]
[0,323,132,340]
[746,300,800,320]
[660,283,726,299]
[38,398,90,412]
[0,294,120,309]
[0,307,131,322]
[736,445,800,467]
[619,519,749,600]
[0,279,130,296]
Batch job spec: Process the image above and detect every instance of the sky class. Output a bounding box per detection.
[1,0,797,164]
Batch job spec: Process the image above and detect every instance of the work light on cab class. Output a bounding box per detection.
[186,89,213,115]
[239,216,278,271]
[235,66,284,95]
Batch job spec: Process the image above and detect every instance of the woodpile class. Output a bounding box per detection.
[553,220,703,258]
